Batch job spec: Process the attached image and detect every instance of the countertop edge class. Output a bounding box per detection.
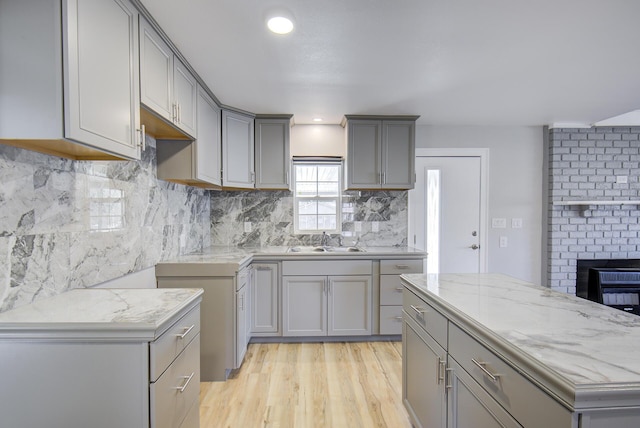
[401,278,640,411]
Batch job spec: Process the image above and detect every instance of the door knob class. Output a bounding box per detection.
[470,244,479,250]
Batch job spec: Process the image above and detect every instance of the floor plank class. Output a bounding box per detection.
[199,341,411,428]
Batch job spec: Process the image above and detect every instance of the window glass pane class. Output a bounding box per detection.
[317,181,339,196]
[318,166,339,182]
[317,200,336,214]
[296,182,317,197]
[298,215,318,230]
[318,215,336,230]
[298,200,317,215]
[296,165,317,182]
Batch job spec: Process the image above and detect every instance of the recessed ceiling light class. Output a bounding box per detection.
[267,16,294,34]
[312,117,323,122]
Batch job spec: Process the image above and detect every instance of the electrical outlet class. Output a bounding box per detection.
[244,221,252,233]
[511,218,523,229]
[492,218,507,228]
[372,221,379,232]
[499,236,508,248]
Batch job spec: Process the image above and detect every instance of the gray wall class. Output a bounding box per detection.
[416,125,544,284]
[0,137,210,312]
[546,127,640,294]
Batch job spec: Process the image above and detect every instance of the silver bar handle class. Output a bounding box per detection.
[437,357,446,384]
[410,305,426,316]
[175,324,195,339]
[256,266,271,271]
[445,368,454,389]
[172,103,177,122]
[177,103,181,123]
[393,316,403,321]
[394,287,403,293]
[382,172,386,184]
[395,264,410,269]
[138,124,146,151]
[174,372,195,393]
[471,358,500,383]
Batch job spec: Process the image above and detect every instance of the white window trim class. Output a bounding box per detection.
[292,159,343,235]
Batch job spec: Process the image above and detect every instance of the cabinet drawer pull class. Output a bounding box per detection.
[393,316,403,321]
[437,357,446,384]
[395,264,410,269]
[256,266,272,271]
[445,368,454,390]
[394,287,403,292]
[175,324,195,339]
[410,305,426,316]
[471,358,501,383]
[173,372,195,393]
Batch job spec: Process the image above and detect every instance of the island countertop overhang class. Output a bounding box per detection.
[401,273,640,411]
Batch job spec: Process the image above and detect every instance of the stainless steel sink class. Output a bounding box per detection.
[287,246,366,253]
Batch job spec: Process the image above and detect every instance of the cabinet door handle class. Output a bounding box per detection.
[437,357,446,384]
[137,124,146,151]
[177,102,182,123]
[382,172,386,184]
[471,358,501,383]
[410,305,426,316]
[445,368,454,389]
[256,266,271,271]
[175,324,195,339]
[172,103,177,122]
[393,316,403,321]
[173,372,195,393]
[395,287,403,293]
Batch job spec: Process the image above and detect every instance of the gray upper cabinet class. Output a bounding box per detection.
[0,0,142,160]
[222,109,256,189]
[156,84,221,188]
[255,115,293,190]
[343,115,419,190]
[140,17,197,139]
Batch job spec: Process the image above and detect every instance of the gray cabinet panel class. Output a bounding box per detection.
[194,86,221,185]
[283,276,327,336]
[140,17,173,122]
[347,120,382,189]
[255,116,292,189]
[173,59,198,137]
[328,275,372,335]
[382,121,415,188]
[222,109,255,189]
[251,263,280,335]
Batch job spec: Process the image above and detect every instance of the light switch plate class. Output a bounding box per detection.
[244,221,252,233]
[512,218,523,229]
[492,218,507,228]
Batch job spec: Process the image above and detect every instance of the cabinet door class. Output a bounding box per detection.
[222,109,255,189]
[255,118,291,189]
[173,59,198,138]
[382,120,415,189]
[63,0,141,159]
[447,357,521,428]
[195,86,221,186]
[251,263,280,335]
[283,276,327,336]
[236,285,248,368]
[403,315,447,428]
[140,17,173,122]
[328,275,372,335]
[346,120,382,189]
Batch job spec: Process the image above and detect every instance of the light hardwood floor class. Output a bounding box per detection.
[199,341,412,428]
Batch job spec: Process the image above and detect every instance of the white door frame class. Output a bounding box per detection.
[410,148,489,273]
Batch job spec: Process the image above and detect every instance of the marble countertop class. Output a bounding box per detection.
[0,288,203,340]
[157,245,426,270]
[402,273,640,407]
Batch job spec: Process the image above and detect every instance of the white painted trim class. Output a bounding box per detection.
[548,122,591,129]
[412,148,490,273]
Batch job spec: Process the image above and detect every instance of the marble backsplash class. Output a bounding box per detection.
[0,137,210,312]
[210,189,408,248]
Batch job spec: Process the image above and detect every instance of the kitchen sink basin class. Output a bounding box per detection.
[287,246,366,253]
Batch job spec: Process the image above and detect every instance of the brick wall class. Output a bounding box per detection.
[547,127,640,293]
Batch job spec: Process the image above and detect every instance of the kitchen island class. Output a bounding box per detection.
[401,273,640,428]
[0,288,203,428]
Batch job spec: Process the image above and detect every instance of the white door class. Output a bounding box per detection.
[409,154,486,274]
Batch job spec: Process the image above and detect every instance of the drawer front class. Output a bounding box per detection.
[282,260,372,276]
[151,306,201,381]
[379,305,403,334]
[151,334,201,428]
[402,288,447,349]
[380,275,404,305]
[448,324,572,427]
[380,259,423,275]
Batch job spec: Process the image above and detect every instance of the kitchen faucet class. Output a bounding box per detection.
[321,231,329,247]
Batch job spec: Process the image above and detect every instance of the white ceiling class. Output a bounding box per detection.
[140,0,640,126]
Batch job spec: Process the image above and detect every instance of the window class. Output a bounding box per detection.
[293,160,342,234]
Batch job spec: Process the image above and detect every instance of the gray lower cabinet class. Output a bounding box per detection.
[282,260,373,337]
[402,285,574,428]
[251,263,280,336]
[254,115,292,190]
[379,259,423,334]
[0,0,142,160]
[156,263,250,381]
